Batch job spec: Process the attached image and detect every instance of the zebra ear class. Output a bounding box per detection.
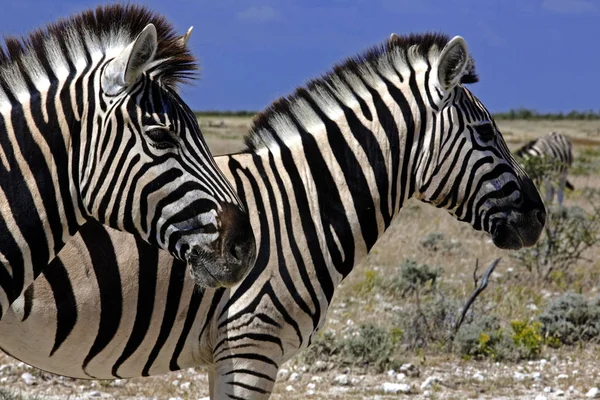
[101,24,158,96]
[176,26,194,48]
[436,36,470,92]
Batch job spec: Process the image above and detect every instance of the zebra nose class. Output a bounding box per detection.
[534,209,546,227]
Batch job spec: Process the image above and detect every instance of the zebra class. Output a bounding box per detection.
[515,132,574,205]
[0,32,545,398]
[0,3,257,317]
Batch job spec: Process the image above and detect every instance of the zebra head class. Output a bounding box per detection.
[412,36,545,249]
[79,20,255,287]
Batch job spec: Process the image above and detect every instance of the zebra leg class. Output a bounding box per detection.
[557,173,567,206]
[211,357,279,399]
[544,180,555,205]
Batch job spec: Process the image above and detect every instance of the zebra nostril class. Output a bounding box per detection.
[534,209,546,227]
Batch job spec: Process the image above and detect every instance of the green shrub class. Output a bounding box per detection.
[538,292,600,345]
[511,320,543,358]
[420,232,461,253]
[512,204,600,283]
[303,324,403,373]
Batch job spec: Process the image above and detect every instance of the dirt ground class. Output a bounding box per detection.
[2,117,600,399]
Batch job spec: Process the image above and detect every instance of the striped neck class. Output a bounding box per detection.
[0,67,88,303]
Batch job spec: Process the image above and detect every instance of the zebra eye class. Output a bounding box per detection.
[475,123,495,142]
[146,127,177,150]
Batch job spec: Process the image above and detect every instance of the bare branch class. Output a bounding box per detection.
[453,258,502,335]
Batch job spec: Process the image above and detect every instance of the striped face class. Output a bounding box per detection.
[414,37,545,250]
[79,25,256,288]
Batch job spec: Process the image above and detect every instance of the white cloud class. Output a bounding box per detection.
[542,0,597,13]
[236,5,282,23]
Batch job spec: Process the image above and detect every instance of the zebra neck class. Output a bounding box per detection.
[226,107,418,289]
[0,89,86,302]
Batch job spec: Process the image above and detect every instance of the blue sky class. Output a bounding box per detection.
[0,0,597,113]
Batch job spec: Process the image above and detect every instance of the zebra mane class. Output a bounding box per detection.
[245,32,478,152]
[0,4,197,100]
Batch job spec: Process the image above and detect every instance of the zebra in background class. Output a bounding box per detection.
[0,33,545,399]
[515,132,574,205]
[0,4,256,319]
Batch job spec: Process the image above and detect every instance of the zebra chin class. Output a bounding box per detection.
[183,204,257,288]
[185,241,256,288]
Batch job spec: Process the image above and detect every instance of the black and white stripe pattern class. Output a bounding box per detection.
[0,33,545,399]
[0,5,255,318]
[516,132,574,205]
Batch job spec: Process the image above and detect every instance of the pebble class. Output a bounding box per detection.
[534,396,547,400]
[395,373,407,381]
[421,376,440,389]
[473,371,485,382]
[555,390,565,397]
[543,386,553,393]
[86,392,103,398]
[587,388,600,398]
[306,383,316,390]
[277,369,290,382]
[311,360,328,372]
[399,363,420,378]
[557,374,569,380]
[21,372,36,385]
[332,374,350,386]
[180,382,191,390]
[285,385,295,392]
[381,382,412,394]
[288,372,302,382]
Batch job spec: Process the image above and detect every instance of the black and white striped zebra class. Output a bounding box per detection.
[0,33,545,398]
[515,132,574,205]
[0,4,256,318]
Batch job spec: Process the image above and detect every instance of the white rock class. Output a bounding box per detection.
[557,374,569,380]
[527,303,538,311]
[395,373,407,381]
[573,370,579,375]
[399,363,420,377]
[587,388,600,398]
[543,386,553,393]
[532,371,542,380]
[568,386,576,393]
[381,382,411,394]
[277,369,290,382]
[180,382,191,390]
[514,371,529,381]
[172,380,180,386]
[312,360,327,372]
[306,383,316,390]
[87,392,103,398]
[350,376,363,385]
[168,398,183,400]
[306,389,315,396]
[333,374,350,386]
[421,377,440,390]
[198,397,210,400]
[423,390,432,397]
[21,372,36,385]
[473,372,485,382]
[285,385,295,392]
[386,369,396,377]
[289,372,301,382]
[111,379,126,387]
[534,396,547,400]
[311,376,323,383]
[555,390,565,397]
[177,373,183,379]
